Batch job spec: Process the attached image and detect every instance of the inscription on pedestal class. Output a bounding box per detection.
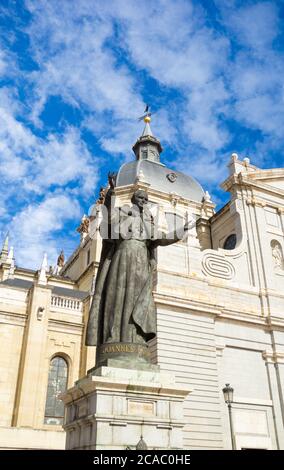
[96,342,152,368]
[128,400,155,416]
[100,343,150,357]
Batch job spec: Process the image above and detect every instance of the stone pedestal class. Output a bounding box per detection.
[61,365,191,450]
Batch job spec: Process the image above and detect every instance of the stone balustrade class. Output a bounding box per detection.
[51,295,82,311]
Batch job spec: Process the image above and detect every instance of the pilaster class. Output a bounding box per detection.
[12,283,52,428]
[262,350,284,448]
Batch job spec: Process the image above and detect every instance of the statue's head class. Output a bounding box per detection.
[131,189,148,210]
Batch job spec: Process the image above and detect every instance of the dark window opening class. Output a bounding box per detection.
[223,233,237,250]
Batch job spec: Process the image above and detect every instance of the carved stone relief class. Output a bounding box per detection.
[202,252,235,280]
[271,240,284,271]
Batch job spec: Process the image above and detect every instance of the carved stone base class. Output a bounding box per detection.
[61,366,191,450]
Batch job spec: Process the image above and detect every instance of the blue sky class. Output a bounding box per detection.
[0,0,283,269]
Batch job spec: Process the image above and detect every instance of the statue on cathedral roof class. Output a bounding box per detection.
[96,187,106,205]
[57,250,65,267]
[77,214,90,234]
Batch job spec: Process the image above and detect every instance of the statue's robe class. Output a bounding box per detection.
[85,205,157,346]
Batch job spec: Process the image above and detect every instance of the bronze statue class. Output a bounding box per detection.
[86,189,188,351]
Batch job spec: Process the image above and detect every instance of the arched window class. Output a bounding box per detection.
[223,234,237,250]
[44,356,68,425]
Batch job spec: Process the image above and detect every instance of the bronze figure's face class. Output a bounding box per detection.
[133,190,148,209]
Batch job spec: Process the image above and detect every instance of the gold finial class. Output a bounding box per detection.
[138,104,151,123]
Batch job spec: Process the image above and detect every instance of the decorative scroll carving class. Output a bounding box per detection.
[202,252,235,280]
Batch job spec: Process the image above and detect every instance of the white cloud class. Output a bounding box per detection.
[221,1,279,51]
[107,0,230,152]
[21,0,284,181]
[97,107,177,158]
[24,0,230,156]
[175,149,227,188]
[25,0,144,123]
[219,1,284,147]
[235,94,284,138]
[0,201,6,218]
[10,194,81,268]
[182,79,230,151]
[0,86,99,194]
[20,0,284,156]
[0,49,7,76]
[0,84,99,268]
[29,127,98,195]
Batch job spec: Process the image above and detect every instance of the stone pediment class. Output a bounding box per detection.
[246,168,284,192]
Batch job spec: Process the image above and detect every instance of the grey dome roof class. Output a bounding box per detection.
[116,159,204,202]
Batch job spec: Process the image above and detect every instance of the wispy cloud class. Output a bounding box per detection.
[0,80,99,267]
[10,194,81,268]
[218,1,284,145]
[25,0,144,121]
[0,0,283,267]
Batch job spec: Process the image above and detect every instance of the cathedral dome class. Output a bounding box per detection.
[116,115,204,202]
[116,159,205,202]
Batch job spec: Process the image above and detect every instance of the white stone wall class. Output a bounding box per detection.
[155,305,223,449]
[216,319,283,449]
[0,316,25,426]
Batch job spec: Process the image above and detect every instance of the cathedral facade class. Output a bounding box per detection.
[1,122,284,450]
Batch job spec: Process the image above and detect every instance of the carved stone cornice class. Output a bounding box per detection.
[246,197,266,208]
[262,350,284,364]
[196,217,210,232]
[153,291,222,317]
[133,180,151,192]
[222,172,284,201]
[169,192,181,207]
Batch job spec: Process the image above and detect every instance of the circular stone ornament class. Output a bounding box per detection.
[167,172,177,183]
